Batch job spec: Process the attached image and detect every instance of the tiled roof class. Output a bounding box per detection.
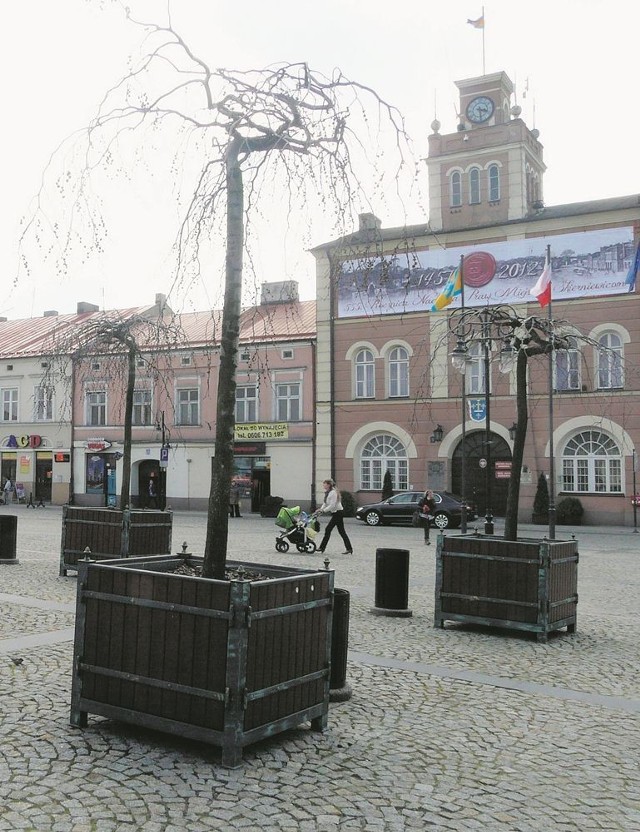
[0,300,317,358]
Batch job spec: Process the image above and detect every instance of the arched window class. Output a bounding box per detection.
[355,348,375,398]
[562,430,622,493]
[450,171,462,207]
[597,332,623,389]
[488,164,500,201]
[555,337,580,391]
[388,346,409,397]
[360,434,408,491]
[469,167,481,204]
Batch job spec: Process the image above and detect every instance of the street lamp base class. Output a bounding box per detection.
[484,516,494,535]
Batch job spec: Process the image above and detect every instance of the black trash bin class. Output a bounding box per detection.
[0,515,19,564]
[371,547,412,617]
[330,588,352,702]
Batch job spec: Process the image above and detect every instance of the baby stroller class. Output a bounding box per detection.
[274,506,319,554]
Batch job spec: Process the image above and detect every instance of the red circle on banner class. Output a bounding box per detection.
[464,252,497,287]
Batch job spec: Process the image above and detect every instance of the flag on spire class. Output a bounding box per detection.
[625,243,639,292]
[431,267,463,312]
[467,14,485,28]
[531,259,552,308]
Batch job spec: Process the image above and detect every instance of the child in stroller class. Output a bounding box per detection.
[274,506,320,553]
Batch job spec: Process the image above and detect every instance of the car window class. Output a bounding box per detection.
[433,493,442,504]
[391,494,414,504]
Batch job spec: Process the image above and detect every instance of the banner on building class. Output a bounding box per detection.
[234,423,289,440]
[337,226,636,318]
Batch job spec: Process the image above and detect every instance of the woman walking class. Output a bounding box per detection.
[419,489,436,545]
[316,479,353,554]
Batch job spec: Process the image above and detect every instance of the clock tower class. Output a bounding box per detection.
[426,71,546,232]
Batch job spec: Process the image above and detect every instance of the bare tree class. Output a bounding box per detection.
[22,9,411,578]
[43,310,187,509]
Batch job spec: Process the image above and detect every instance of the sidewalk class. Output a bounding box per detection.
[1,505,639,830]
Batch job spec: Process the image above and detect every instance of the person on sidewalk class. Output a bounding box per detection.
[419,489,436,545]
[229,480,242,518]
[316,478,353,554]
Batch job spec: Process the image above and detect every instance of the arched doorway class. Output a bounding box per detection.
[452,430,512,516]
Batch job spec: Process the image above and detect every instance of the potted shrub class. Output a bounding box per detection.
[556,496,584,525]
[531,472,550,524]
[381,470,393,501]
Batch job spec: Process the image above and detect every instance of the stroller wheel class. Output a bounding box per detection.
[275,540,289,553]
[295,543,306,553]
[304,540,317,554]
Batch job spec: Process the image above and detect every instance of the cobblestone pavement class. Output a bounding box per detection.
[1,504,639,831]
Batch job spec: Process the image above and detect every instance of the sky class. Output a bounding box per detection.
[2,0,639,321]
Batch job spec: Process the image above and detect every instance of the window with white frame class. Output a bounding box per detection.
[466,342,486,394]
[34,386,54,421]
[360,434,408,491]
[388,346,409,397]
[355,348,375,398]
[177,388,199,425]
[86,391,106,426]
[235,385,258,422]
[488,164,500,201]
[275,382,300,421]
[1,388,18,421]
[555,338,580,391]
[597,332,623,389]
[562,430,622,493]
[132,389,152,426]
[450,171,462,207]
[469,167,481,204]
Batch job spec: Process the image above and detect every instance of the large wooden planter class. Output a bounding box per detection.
[434,533,578,642]
[70,554,334,767]
[59,506,173,576]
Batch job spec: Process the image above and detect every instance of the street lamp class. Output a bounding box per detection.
[449,306,520,536]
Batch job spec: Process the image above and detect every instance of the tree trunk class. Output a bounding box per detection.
[120,343,136,509]
[504,350,528,541]
[203,142,243,579]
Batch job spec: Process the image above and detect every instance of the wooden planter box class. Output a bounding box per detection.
[70,554,334,767]
[60,506,173,576]
[434,534,578,642]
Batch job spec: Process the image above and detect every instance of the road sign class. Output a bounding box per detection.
[160,446,169,468]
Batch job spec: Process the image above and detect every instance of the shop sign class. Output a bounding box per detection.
[233,441,266,455]
[4,434,42,448]
[54,453,71,463]
[85,438,112,451]
[234,423,289,440]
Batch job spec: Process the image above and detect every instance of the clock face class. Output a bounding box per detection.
[466,96,495,124]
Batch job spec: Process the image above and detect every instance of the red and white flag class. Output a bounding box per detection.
[531,262,551,308]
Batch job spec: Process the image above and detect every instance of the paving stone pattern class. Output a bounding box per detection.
[0,505,639,830]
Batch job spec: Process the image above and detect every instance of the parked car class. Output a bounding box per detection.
[355,491,477,529]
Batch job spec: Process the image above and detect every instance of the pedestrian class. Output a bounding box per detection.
[315,478,353,554]
[3,478,13,504]
[419,489,436,545]
[229,480,242,517]
[147,476,158,509]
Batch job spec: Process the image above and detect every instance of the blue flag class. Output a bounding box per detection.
[626,243,639,292]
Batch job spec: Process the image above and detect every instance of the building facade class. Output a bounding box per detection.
[312,71,640,525]
[0,284,317,511]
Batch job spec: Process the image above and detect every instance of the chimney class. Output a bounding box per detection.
[155,293,167,310]
[77,302,99,314]
[358,212,382,233]
[0,317,7,323]
[260,281,299,305]
[43,310,59,317]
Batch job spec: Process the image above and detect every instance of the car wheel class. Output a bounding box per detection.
[364,510,381,526]
[433,512,450,530]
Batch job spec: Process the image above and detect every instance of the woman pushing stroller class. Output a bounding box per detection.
[314,478,353,555]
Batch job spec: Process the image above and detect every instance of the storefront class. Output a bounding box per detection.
[0,434,69,505]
